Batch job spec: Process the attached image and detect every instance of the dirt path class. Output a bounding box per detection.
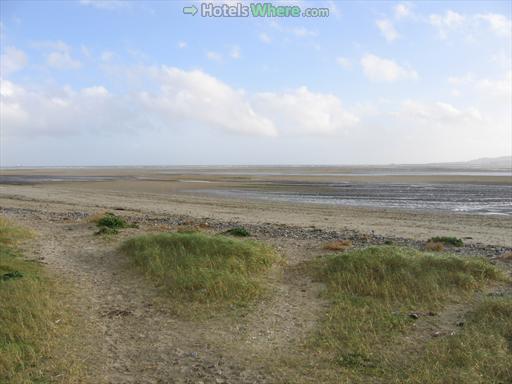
[5,207,325,384]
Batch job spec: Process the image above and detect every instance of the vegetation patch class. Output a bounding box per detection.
[120,232,278,310]
[307,246,507,382]
[223,226,251,237]
[97,212,128,229]
[397,297,512,383]
[323,240,352,252]
[498,251,512,261]
[424,240,444,252]
[94,212,135,235]
[428,236,464,247]
[0,217,83,383]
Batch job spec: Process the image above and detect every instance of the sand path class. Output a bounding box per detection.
[4,204,324,384]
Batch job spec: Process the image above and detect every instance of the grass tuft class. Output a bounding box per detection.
[428,236,464,247]
[97,212,129,229]
[120,232,278,309]
[94,212,135,235]
[223,226,251,237]
[323,240,352,252]
[424,241,444,252]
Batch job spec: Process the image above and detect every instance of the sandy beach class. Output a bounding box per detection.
[1,166,511,246]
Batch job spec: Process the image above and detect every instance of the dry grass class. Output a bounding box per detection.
[323,240,352,252]
[86,210,111,224]
[0,217,85,383]
[498,251,512,260]
[176,224,204,233]
[425,241,444,252]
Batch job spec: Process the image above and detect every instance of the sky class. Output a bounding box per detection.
[0,0,511,166]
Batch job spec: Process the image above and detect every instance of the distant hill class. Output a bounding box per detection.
[465,156,512,169]
[402,156,512,171]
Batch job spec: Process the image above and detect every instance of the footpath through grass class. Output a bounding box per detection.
[307,246,511,383]
[0,217,83,383]
[121,232,279,311]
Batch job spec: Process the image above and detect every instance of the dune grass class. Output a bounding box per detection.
[308,246,509,382]
[0,217,83,383]
[120,232,278,310]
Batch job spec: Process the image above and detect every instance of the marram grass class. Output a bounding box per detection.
[121,232,279,309]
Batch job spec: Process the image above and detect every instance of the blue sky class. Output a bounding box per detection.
[1,0,511,166]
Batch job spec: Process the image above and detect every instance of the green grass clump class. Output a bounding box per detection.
[429,236,464,247]
[95,212,135,235]
[0,217,83,383]
[308,246,506,380]
[97,212,128,229]
[120,232,278,308]
[223,226,251,237]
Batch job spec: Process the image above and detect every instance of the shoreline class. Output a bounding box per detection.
[1,179,511,247]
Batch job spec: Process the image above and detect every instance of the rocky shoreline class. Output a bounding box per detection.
[2,205,510,259]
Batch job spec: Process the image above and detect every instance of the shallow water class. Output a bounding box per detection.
[0,175,119,184]
[201,182,512,216]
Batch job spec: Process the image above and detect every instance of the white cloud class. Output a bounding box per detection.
[376,19,399,42]
[35,41,81,70]
[47,50,81,70]
[476,71,512,98]
[394,3,411,19]
[326,1,341,18]
[230,45,240,59]
[0,80,121,135]
[259,32,272,44]
[82,86,109,97]
[141,67,276,136]
[398,100,482,125]
[206,51,222,62]
[429,10,465,38]
[0,46,27,76]
[178,41,187,49]
[33,40,69,51]
[449,71,512,99]
[477,13,512,37]
[79,0,129,10]
[1,66,362,139]
[384,99,510,162]
[100,51,114,62]
[81,45,92,58]
[269,21,318,39]
[336,57,351,69]
[290,26,318,37]
[429,11,511,39]
[254,87,359,135]
[361,54,418,82]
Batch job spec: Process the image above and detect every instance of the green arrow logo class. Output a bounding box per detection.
[183,5,198,16]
